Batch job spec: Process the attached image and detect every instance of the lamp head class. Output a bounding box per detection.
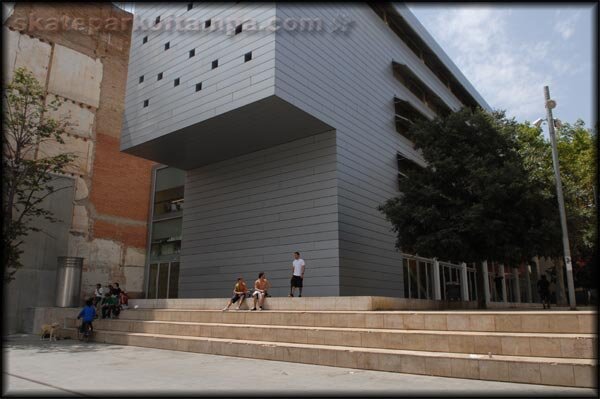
[553,119,563,129]
[545,99,557,109]
[533,118,545,128]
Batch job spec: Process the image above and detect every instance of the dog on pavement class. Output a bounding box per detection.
[40,322,60,341]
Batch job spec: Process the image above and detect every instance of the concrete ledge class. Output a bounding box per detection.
[128,297,479,311]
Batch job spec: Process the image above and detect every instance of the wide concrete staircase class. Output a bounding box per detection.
[63,308,597,388]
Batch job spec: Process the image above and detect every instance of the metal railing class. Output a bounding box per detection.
[401,253,476,301]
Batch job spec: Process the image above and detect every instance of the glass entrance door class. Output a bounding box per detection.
[147,261,180,299]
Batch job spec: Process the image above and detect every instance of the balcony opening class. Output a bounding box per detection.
[174,78,180,87]
[235,24,243,35]
[164,42,170,50]
[370,3,480,110]
[143,99,149,108]
[396,153,421,179]
[187,3,193,11]
[394,96,427,139]
[205,19,211,28]
[195,82,202,92]
[244,51,252,62]
[212,59,218,69]
[189,49,195,58]
[142,36,148,44]
[155,16,161,25]
[392,61,451,117]
[139,75,144,84]
[157,72,163,81]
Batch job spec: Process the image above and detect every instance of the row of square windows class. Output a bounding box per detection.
[142,17,243,46]
[141,51,253,108]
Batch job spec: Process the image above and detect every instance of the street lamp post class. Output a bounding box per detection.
[543,85,576,310]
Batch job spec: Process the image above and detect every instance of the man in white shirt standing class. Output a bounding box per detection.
[289,252,305,297]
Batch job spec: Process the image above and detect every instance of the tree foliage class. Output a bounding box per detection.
[2,67,75,283]
[515,119,597,286]
[378,107,562,267]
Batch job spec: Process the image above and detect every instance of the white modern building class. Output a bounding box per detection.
[121,3,492,299]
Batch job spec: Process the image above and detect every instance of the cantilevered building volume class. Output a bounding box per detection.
[121,3,491,298]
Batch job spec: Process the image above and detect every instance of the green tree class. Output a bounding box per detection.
[555,120,597,262]
[2,67,75,283]
[516,119,597,287]
[379,107,562,307]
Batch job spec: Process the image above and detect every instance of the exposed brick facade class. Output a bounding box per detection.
[90,133,153,224]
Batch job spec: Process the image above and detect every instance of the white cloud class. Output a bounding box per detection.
[554,11,581,39]
[412,7,556,121]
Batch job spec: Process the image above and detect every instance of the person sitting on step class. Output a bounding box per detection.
[120,290,130,309]
[251,272,271,311]
[222,277,248,311]
[101,292,119,319]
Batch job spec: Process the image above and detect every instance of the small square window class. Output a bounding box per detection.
[187,3,193,11]
[212,59,218,69]
[174,78,180,87]
[205,19,211,28]
[195,82,202,92]
[142,36,148,44]
[164,42,170,50]
[157,72,163,81]
[235,24,242,35]
[143,99,149,107]
[139,75,144,83]
[189,49,195,58]
[155,16,161,25]
[244,52,252,62]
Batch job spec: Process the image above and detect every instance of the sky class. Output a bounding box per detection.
[407,3,597,128]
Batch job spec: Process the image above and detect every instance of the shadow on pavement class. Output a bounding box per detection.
[2,334,123,354]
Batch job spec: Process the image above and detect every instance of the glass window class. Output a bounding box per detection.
[151,218,181,241]
[169,262,180,298]
[408,259,418,299]
[153,168,185,218]
[418,260,429,299]
[147,167,185,299]
[157,263,170,298]
[148,264,158,299]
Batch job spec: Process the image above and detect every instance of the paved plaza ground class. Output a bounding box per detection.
[3,334,597,397]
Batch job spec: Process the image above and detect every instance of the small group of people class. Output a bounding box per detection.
[78,282,131,335]
[221,272,270,311]
[92,282,129,319]
[222,252,306,311]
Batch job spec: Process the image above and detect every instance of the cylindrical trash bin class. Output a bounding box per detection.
[55,256,84,307]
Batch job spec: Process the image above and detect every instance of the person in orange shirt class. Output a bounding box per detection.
[222,277,248,311]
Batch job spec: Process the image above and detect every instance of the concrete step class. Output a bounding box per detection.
[128,297,482,311]
[61,327,597,388]
[117,309,596,334]
[65,318,597,359]
[129,296,584,311]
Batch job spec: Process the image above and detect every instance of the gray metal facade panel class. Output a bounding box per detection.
[179,131,340,298]
[272,3,487,297]
[121,3,278,151]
